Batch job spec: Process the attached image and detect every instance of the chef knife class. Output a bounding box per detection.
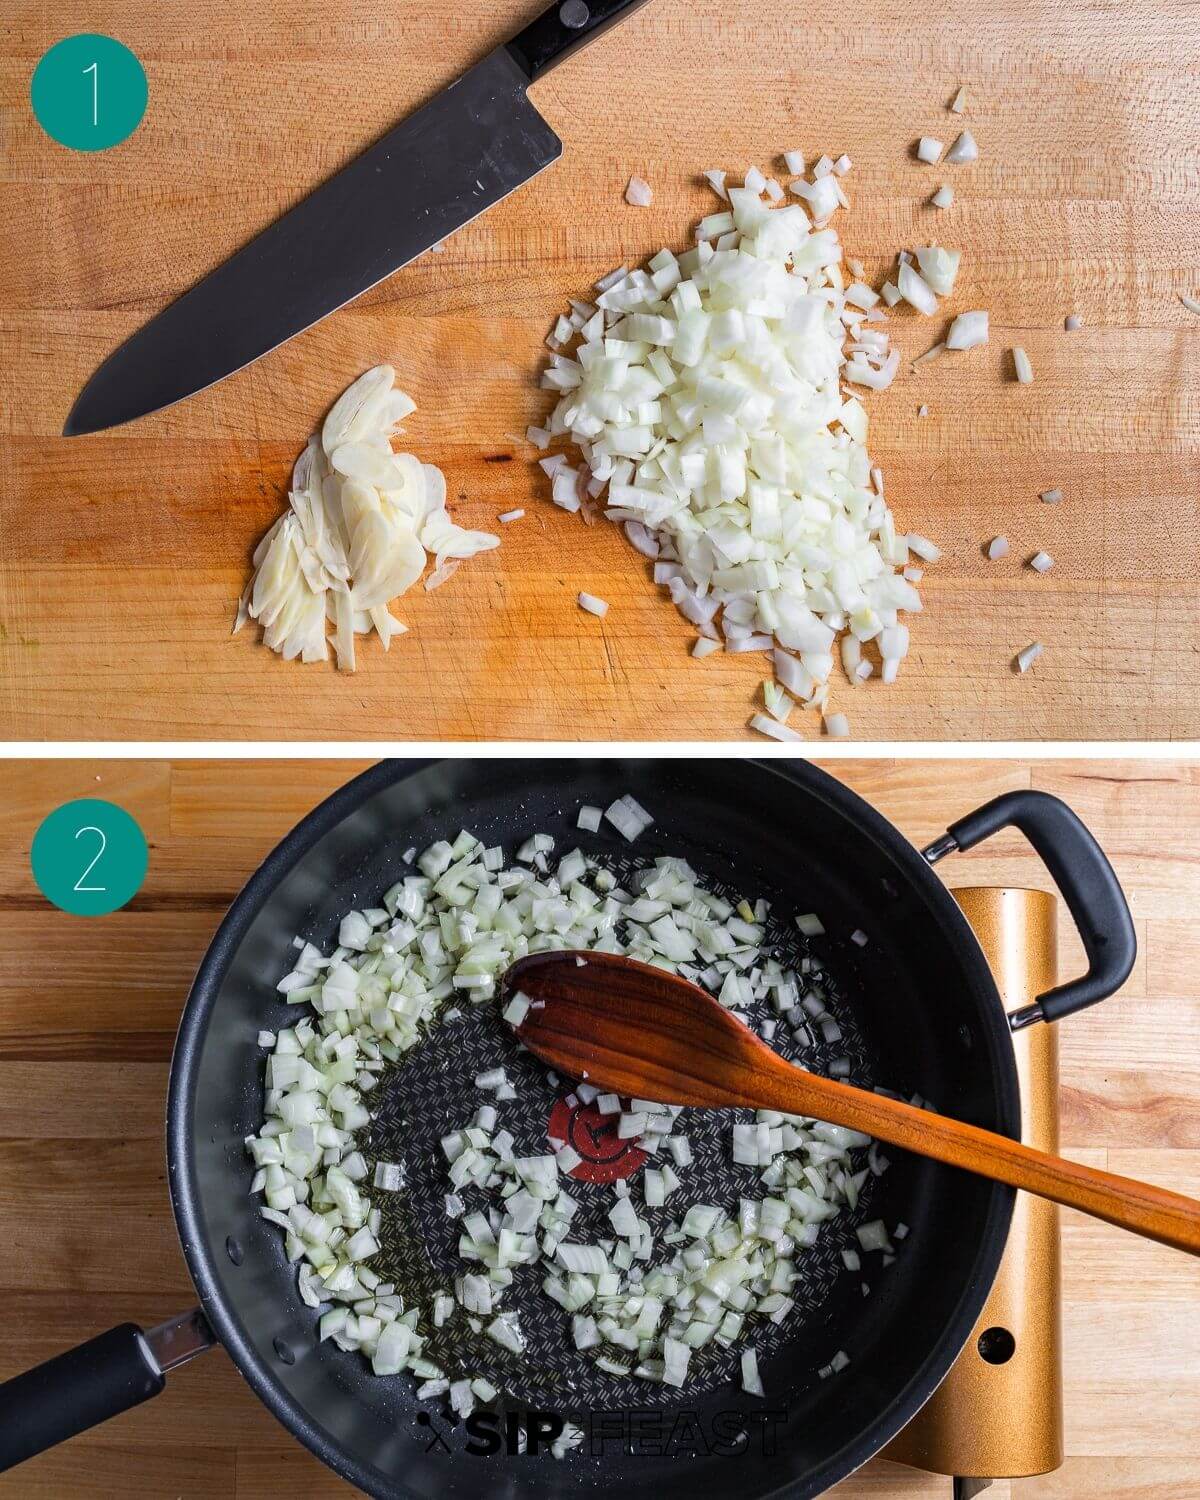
[64,0,651,436]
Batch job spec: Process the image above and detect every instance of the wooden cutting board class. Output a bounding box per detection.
[1,0,1197,742]
[1,757,1199,1498]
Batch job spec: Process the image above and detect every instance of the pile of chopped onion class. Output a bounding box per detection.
[533,158,939,735]
[437,855,883,1394]
[247,807,898,1429]
[235,365,498,670]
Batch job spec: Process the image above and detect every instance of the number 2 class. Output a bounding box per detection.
[73,825,107,892]
[83,60,98,126]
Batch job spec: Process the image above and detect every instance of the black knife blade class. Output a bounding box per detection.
[65,0,652,435]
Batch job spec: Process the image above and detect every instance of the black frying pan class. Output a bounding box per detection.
[0,759,1135,1497]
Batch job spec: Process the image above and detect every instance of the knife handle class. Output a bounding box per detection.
[507,0,652,85]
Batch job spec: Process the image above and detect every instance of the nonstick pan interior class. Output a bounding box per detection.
[171,759,1017,1500]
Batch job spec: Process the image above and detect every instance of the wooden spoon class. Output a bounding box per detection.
[504,950,1200,1257]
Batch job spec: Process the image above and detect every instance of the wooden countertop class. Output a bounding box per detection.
[2,0,1198,741]
[0,756,1198,1496]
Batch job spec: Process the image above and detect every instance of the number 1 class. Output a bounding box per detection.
[83,60,98,126]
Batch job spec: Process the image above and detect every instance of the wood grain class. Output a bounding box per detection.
[1,0,1197,740]
[1,757,1198,1496]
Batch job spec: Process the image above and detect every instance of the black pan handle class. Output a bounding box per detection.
[507,0,653,85]
[0,1310,212,1472]
[923,790,1136,1028]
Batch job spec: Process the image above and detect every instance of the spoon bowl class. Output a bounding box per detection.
[504,949,1200,1258]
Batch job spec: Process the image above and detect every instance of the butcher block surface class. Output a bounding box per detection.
[1,756,1199,1496]
[1,0,1198,741]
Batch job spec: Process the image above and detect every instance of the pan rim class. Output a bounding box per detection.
[167,757,1019,1500]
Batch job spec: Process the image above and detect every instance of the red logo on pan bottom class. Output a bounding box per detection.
[547,1095,647,1184]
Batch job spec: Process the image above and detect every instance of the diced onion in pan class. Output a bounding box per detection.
[741,1347,765,1395]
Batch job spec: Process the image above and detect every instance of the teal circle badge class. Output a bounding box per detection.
[31,34,147,152]
[31,799,149,916]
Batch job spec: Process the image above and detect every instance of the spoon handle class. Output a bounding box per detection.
[760,1062,1200,1257]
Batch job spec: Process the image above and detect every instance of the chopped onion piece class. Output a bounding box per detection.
[703,169,728,200]
[898,263,939,315]
[1064,314,1082,331]
[823,712,850,738]
[604,794,654,842]
[1179,293,1200,316]
[986,536,1010,561]
[916,137,944,164]
[578,592,609,618]
[625,176,653,208]
[930,184,954,209]
[498,509,525,523]
[1012,347,1034,384]
[750,714,804,743]
[844,282,880,310]
[945,130,978,163]
[741,1347,764,1396]
[914,245,960,296]
[1040,488,1063,504]
[1029,551,1054,574]
[503,992,532,1027]
[663,1337,691,1387]
[487,1313,527,1354]
[946,310,988,349]
[949,86,967,113]
[1015,641,1043,673]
